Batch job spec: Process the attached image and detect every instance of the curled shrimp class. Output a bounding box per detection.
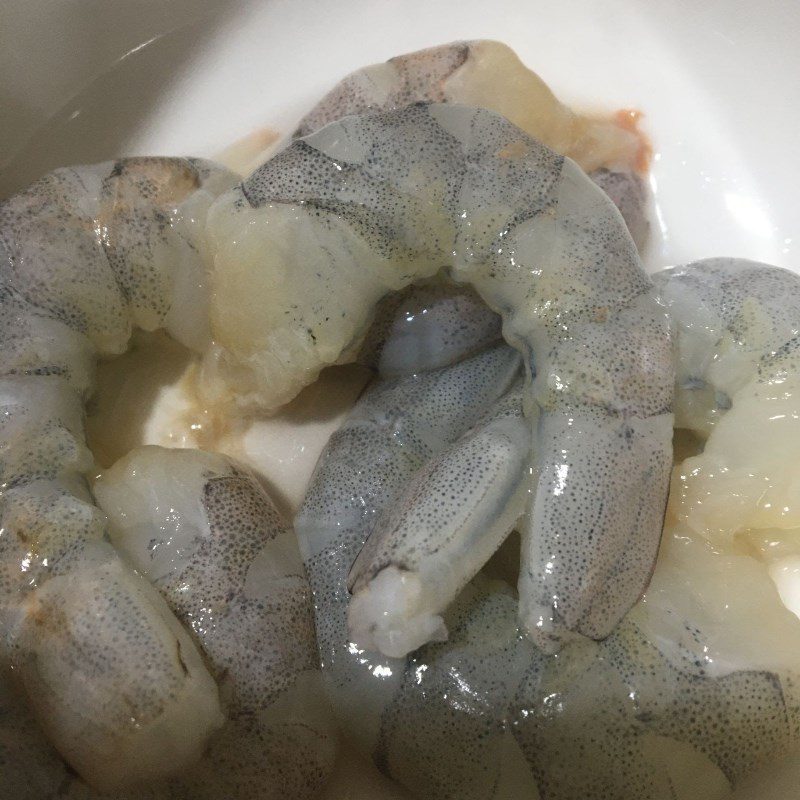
[295,285,800,799]
[289,40,650,250]
[207,102,674,653]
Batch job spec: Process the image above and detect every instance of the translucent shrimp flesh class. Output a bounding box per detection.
[94,446,336,799]
[289,40,651,250]
[654,259,800,584]
[295,287,800,798]
[208,102,674,653]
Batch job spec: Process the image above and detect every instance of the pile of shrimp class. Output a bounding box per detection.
[0,39,799,800]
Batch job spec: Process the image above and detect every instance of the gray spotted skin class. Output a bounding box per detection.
[348,386,526,586]
[293,42,469,137]
[519,404,673,650]
[0,288,94,394]
[9,537,221,791]
[167,468,317,707]
[295,343,522,757]
[98,158,206,330]
[0,165,129,352]
[94,447,337,800]
[588,167,650,252]
[291,41,649,250]
[372,579,536,800]
[0,157,234,354]
[653,257,800,434]
[0,666,176,799]
[344,555,800,800]
[347,385,530,657]
[0,158,238,789]
[511,617,800,800]
[357,281,502,376]
[174,707,335,800]
[223,103,673,651]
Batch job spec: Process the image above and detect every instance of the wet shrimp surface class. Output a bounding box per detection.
[210,101,673,655]
[0,37,799,800]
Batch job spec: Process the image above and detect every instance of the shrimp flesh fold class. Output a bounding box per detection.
[208,102,674,653]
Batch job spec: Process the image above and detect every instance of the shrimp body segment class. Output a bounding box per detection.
[95,446,337,799]
[209,103,674,652]
[0,157,238,789]
[296,289,800,798]
[291,40,650,251]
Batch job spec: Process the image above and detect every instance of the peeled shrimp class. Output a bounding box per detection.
[0,665,174,799]
[0,157,235,789]
[209,102,674,652]
[289,40,650,250]
[295,285,522,747]
[654,258,800,569]
[296,290,800,798]
[94,446,336,799]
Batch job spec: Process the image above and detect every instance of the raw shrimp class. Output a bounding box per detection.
[0,157,237,789]
[209,102,674,652]
[94,446,337,800]
[0,666,173,799]
[653,258,800,549]
[295,292,800,799]
[290,40,650,250]
[294,284,523,744]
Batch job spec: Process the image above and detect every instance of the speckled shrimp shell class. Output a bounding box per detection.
[0,157,238,790]
[291,40,651,251]
[94,447,337,799]
[209,102,674,652]
[296,304,800,799]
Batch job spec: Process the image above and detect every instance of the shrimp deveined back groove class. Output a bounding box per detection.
[206,101,675,654]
